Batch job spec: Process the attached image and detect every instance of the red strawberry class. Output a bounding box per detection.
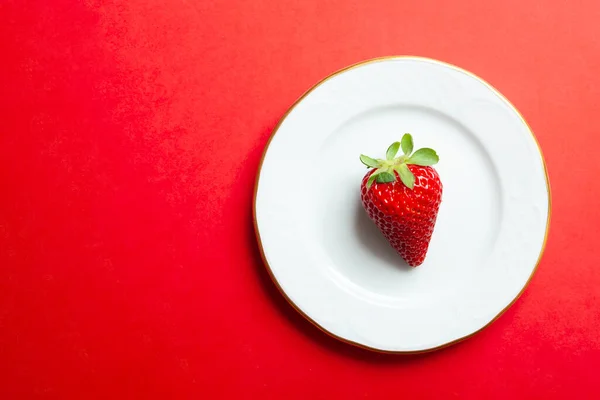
[359,134,442,267]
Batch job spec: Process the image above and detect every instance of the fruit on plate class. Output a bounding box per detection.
[359,133,443,267]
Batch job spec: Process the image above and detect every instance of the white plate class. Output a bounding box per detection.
[254,57,550,353]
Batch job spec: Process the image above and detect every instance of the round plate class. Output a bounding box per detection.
[254,57,550,353]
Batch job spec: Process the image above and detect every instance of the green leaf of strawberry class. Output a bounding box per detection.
[376,171,396,183]
[407,148,439,166]
[366,171,379,189]
[401,133,413,156]
[360,154,380,168]
[395,163,415,189]
[386,142,401,160]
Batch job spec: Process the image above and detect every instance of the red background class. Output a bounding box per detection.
[1,0,599,398]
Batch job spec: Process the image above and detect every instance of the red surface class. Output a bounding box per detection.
[1,0,599,398]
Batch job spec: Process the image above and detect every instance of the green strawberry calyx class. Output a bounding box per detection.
[360,133,439,190]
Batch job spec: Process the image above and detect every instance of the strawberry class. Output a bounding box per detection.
[359,134,442,267]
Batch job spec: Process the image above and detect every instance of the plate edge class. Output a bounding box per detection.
[252,55,552,354]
